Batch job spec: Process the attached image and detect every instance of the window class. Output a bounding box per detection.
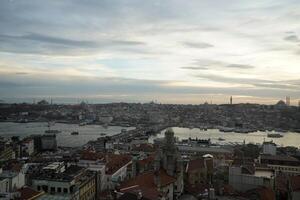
[63,188,68,193]
[37,186,41,191]
[57,187,62,193]
[50,187,55,193]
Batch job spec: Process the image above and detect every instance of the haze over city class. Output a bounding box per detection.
[0,0,300,105]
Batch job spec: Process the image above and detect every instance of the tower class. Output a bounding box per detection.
[286,96,290,106]
[230,96,233,105]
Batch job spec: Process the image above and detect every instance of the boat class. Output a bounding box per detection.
[71,131,79,135]
[17,119,28,123]
[45,130,61,134]
[218,137,225,141]
[267,133,283,138]
[100,133,106,136]
[79,122,87,126]
[103,124,108,129]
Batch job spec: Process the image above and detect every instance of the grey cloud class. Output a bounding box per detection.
[0,33,147,56]
[226,64,255,69]
[182,41,214,49]
[185,59,256,71]
[194,73,300,91]
[284,35,299,42]
[15,72,29,75]
[0,73,299,102]
[181,66,209,70]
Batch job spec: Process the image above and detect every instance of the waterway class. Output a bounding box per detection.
[149,127,300,147]
[0,122,135,147]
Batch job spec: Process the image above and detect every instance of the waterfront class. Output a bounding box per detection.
[0,122,135,147]
[1,123,300,148]
[150,127,300,147]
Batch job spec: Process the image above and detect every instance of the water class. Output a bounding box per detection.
[149,127,300,147]
[0,122,135,147]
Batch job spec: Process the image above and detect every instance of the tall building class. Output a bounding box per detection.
[118,129,184,200]
[286,96,291,106]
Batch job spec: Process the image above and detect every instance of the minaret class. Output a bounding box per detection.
[286,96,290,106]
[230,96,233,105]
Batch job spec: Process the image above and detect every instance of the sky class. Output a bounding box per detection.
[0,0,300,105]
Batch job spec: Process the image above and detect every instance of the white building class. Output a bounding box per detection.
[262,141,276,155]
[229,165,275,192]
[0,167,25,199]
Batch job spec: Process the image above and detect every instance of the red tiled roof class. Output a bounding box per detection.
[80,151,131,175]
[138,155,155,167]
[119,169,176,200]
[186,159,204,173]
[106,154,132,175]
[80,150,105,161]
[16,187,44,200]
[132,144,156,152]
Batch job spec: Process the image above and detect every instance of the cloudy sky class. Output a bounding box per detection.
[0,0,300,104]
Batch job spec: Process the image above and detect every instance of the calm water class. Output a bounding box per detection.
[149,127,300,147]
[0,122,135,147]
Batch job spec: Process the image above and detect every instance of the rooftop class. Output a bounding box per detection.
[16,186,44,200]
[119,169,177,200]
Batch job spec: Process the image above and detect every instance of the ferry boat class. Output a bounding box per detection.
[79,122,87,126]
[218,137,225,141]
[267,133,283,138]
[71,131,79,135]
[100,133,106,136]
[45,130,61,134]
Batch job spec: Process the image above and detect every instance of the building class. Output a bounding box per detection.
[0,140,16,161]
[290,176,300,200]
[185,156,213,187]
[15,186,44,200]
[259,154,300,176]
[20,138,35,157]
[78,150,107,197]
[118,129,184,200]
[262,142,276,156]
[79,151,131,192]
[30,162,96,200]
[229,165,275,192]
[41,134,57,151]
[0,163,26,199]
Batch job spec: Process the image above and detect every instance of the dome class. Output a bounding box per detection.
[276,100,286,106]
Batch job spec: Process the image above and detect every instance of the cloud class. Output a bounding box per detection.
[226,64,255,69]
[182,41,214,49]
[0,73,299,104]
[183,59,256,71]
[284,35,299,42]
[194,73,300,91]
[0,0,300,104]
[0,33,147,56]
[181,66,209,70]
[15,72,29,75]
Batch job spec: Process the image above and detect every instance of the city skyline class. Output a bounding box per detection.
[1,0,300,105]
